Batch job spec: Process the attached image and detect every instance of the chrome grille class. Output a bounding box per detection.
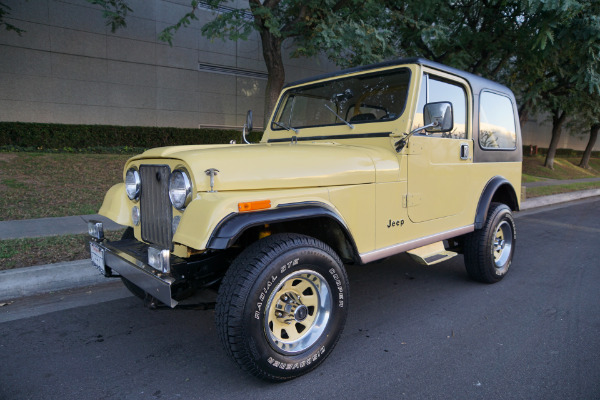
[140,165,173,250]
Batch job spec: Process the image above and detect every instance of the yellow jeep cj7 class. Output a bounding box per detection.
[89,58,522,381]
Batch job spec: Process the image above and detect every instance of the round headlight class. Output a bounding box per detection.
[125,168,140,200]
[169,169,192,210]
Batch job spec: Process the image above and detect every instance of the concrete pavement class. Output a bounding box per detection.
[1,188,599,301]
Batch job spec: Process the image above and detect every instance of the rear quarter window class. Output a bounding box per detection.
[479,91,517,149]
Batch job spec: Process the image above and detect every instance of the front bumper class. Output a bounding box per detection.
[90,239,179,307]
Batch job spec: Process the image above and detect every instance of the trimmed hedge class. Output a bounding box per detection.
[0,122,263,153]
[523,145,600,158]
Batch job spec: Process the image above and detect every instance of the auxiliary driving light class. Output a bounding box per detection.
[88,220,104,240]
[148,247,170,273]
[132,206,140,226]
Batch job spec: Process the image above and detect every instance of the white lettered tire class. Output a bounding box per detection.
[215,233,349,381]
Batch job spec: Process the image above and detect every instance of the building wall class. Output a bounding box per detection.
[522,116,600,152]
[1,0,598,152]
[0,0,337,129]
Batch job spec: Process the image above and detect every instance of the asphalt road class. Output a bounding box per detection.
[1,199,599,400]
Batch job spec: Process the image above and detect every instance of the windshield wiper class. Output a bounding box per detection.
[324,104,354,129]
[274,121,299,134]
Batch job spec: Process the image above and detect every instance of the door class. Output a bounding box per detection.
[406,71,472,223]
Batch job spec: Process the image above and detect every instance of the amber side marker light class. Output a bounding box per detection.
[238,200,271,212]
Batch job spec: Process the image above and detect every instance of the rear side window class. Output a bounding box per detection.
[479,91,517,149]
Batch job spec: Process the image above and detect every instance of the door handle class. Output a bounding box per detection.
[460,143,469,160]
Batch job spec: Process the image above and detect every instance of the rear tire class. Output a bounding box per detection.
[215,233,349,381]
[464,203,516,283]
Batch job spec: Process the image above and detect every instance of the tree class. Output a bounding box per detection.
[531,0,600,169]
[86,0,395,124]
[386,0,529,79]
[568,92,600,169]
[0,1,24,35]
[580,123,600,169]
[385,0,551,133]
[385,0,599,169]
[1,0,394,124]
[167,0,395,124]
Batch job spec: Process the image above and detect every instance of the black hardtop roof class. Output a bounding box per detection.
[283,57,513,97]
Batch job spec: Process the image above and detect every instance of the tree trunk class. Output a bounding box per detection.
[518,101,530,133]
[579,123,599,169]
[544,109,567,169]
[259,30,284,129]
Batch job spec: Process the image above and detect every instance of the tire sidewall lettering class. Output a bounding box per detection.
[244,247,347,376]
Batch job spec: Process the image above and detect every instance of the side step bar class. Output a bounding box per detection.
[406,241,458,266]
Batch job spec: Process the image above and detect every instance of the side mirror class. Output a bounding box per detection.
[242,110,253,144]
[246,110,253,132]
[423,102,453,132]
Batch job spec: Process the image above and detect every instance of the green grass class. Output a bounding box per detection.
[526,181,600,198]
[521,173,546,183]
[522,155,600,180]
[0,230,125,271]
[1,178,27,189]
[0,152,130,221]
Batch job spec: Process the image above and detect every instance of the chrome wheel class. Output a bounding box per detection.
[464,203,516,283]
[265,270,332,355]
[493,220,513,268]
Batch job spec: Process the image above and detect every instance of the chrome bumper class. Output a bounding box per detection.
[91,240,178,308]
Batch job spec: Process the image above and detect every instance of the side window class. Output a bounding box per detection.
[479,91,517,149]
[428,77,467,139]
[412,73,467,139]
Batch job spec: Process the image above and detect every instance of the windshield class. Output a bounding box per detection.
[271,68,411,131]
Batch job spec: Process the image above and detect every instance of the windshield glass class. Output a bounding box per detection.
[272,68,411,131]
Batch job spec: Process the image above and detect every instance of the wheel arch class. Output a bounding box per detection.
[207,203,361,264]
[474,176,519,230]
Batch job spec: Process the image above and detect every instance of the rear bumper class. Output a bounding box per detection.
[91,239,178,308]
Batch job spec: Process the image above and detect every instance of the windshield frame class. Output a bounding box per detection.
[270,67,412,132]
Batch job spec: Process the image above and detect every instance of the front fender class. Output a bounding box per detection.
[206,204,354,250]
[172,189,335,252]
[98,183,131,225]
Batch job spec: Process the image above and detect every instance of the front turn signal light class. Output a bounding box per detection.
[238,200,271,213]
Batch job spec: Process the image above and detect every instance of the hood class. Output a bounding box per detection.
[131,143,378,191]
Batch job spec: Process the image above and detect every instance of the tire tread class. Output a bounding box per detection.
[215,233,347,381]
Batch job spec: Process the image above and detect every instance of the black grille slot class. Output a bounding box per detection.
[140,165,173,250]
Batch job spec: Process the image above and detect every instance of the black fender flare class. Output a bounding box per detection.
[207,203,359,256]
[474,176,519,230]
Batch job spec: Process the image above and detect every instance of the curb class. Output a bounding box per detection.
[1,190,599,302]
[520,188,600,210]
[0,260,106,301]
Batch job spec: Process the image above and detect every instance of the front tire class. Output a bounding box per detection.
[215,233,349,381]
[464,203,516,283]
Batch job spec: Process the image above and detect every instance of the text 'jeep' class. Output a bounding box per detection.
[89,58,522,381]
